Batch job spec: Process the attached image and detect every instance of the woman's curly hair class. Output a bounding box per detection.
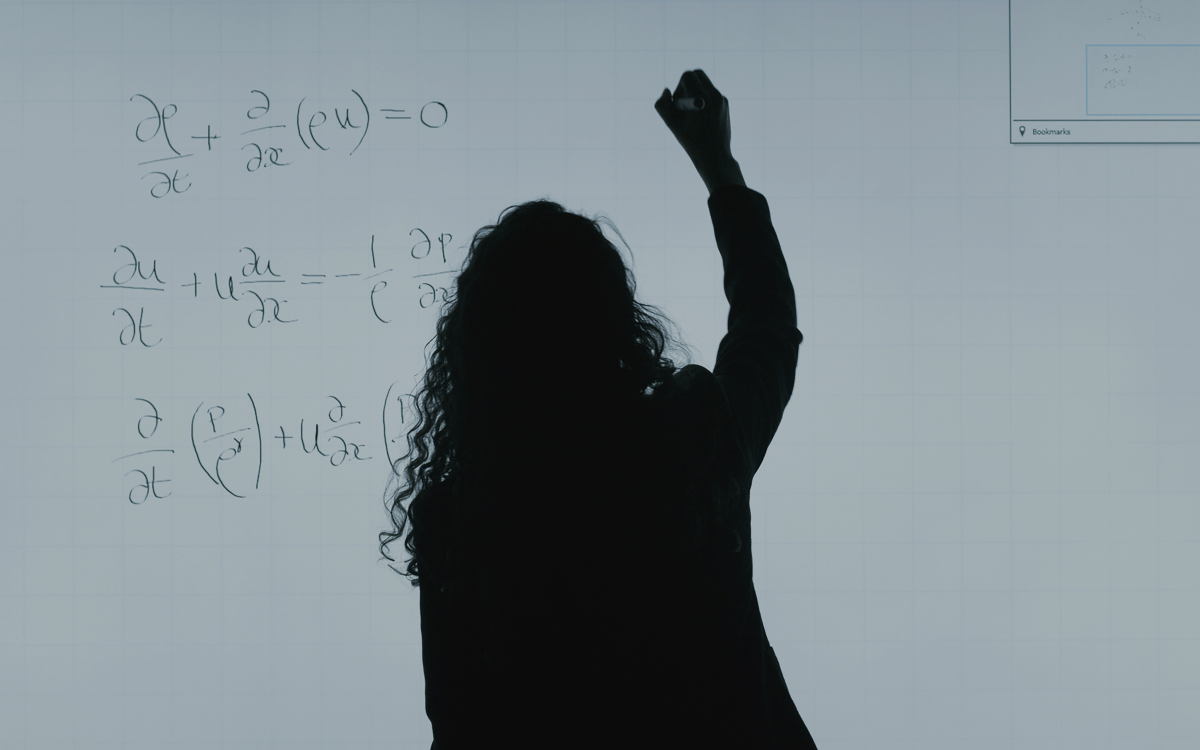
[378,199,741,595]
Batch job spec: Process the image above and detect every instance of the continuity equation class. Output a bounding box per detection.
[114,385,419,503]
[131,89,448,198]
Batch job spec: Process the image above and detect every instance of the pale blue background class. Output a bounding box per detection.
[1,1,1198,748]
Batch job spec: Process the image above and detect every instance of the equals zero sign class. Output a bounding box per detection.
[381,109,410,120]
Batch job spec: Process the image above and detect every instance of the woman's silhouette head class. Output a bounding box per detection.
[450,201,682,423]
[380,199,703,592]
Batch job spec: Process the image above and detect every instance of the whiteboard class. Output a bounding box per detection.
[2,1,1198,748]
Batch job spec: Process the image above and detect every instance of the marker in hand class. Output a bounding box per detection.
[674,97,705,111]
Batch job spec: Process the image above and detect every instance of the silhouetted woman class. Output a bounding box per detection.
[381,70,816,749]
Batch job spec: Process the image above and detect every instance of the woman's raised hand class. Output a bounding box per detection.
[655,69,744,194]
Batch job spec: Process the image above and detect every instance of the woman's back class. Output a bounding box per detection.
[420,185,811,748]
[422,385,746,748]
[406,70,817,749]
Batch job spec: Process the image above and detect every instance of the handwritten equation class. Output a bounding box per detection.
[132,89,448,198]
[113,384,418,503]
[1098,50,1136,91]
[1108,0,1163,41]
[103,230,457,346]
[1087,43,1200,116]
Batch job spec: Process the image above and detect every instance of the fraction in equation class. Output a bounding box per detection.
[131,90,448,198]
[112,393,399,503]
[102,231,456,346]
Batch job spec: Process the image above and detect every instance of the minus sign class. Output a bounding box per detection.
[335,273,360,277]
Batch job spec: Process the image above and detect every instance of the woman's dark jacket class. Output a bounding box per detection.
[420,185,814,749]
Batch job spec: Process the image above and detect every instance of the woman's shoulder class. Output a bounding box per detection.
[649,365,729,446]
[665,362,717,393]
